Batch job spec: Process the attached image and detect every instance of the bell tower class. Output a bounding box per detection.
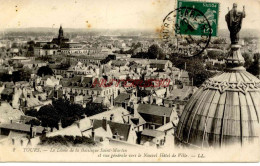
[58,25,64,39]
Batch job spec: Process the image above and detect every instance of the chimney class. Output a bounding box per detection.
[124,102,127,109]
[54,91,58,98]
[20,139,24,146]
[57,120,62,130]
[42,127,48,137]
[150,95,153,104]
[33,81,36,90]
[110,94,114,106]
[141,96,144,104]
[163,113,167,125]
[12,138,15,145]
[166,86,170,98]
[76,119,80,129]
[102,117,107,131]
[110,114,114,121]
[30,124,36,138]
[24,100,27,107]
[91,128,95,141]
[133,104,138,117]
[91,95,96,102]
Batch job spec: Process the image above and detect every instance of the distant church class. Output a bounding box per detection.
[34,26,89,57]
[51,26,69,46]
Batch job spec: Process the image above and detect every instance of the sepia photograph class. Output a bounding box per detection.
[0,0,259,163]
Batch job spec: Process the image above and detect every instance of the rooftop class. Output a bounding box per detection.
[114,93,131,103]
[92,119,131,141]
[0,123,44,134]
[141,129,165,138]
[137,104,173,117]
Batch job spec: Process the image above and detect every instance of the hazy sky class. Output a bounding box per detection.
[0,0,259,30]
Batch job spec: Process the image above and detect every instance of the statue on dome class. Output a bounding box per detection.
[225,3,246,44]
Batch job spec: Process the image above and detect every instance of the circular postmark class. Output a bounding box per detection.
[161,7,212,57]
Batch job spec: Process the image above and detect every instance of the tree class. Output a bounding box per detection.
[247,53,260,76]
[185,57,213,86]
[12,68,32,82]
[205,62,215,70]
[25,119,41,126]
[52,98,85,128]
[169,54,216,87]
[40,135,69,146]
[192,70,215,87]
[39,135,96,146]
[25,109,38,117]
[131,42,142,50]
[242,52,253,69]
[37,66,54,77]
[34,99,102,130]
[0,73,12,82]
[84,103,104,117]
[71,103,85,119]
[214,63,226,71]
[207,49,224,59]
[147,44,165,59]
[131,52,149,59]
[37,105,59,129]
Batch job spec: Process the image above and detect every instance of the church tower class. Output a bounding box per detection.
[58,25,64,39]
[51,25,69,46]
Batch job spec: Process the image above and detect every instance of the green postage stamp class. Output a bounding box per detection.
[176,0,219,37]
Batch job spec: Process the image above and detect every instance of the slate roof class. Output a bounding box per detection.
[81,77,92,86]
[60,78,71,87]
[89,107,129,123]
[20,115,37,124]
[46,124,82,137]
[180,71,189,78]
[114,93,131,103]
[1,88,14,96]
[157,122,175,132]
[4,82,14,88]
[167,86,194,101]
[26,97,43,107]
[92,120,131,141]
[137,104,172,117]
[48,89,63,99]
[111,60,128,67]
[141,129,165,138]
[71,75,82,83]
[78,117,92,131]
[93,96,105,104]
[0,123,44,134]
[0,102,24,124]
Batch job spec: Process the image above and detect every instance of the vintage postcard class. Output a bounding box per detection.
[0,0,260,162]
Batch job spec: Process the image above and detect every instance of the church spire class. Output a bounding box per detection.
[58,25,64,39]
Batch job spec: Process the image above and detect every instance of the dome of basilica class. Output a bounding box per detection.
[175,45,260,148]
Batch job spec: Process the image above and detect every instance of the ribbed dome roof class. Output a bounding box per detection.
[175,7,260,148]
[175,59,260,148]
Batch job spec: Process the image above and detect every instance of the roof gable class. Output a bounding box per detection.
[92,120,131,141]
